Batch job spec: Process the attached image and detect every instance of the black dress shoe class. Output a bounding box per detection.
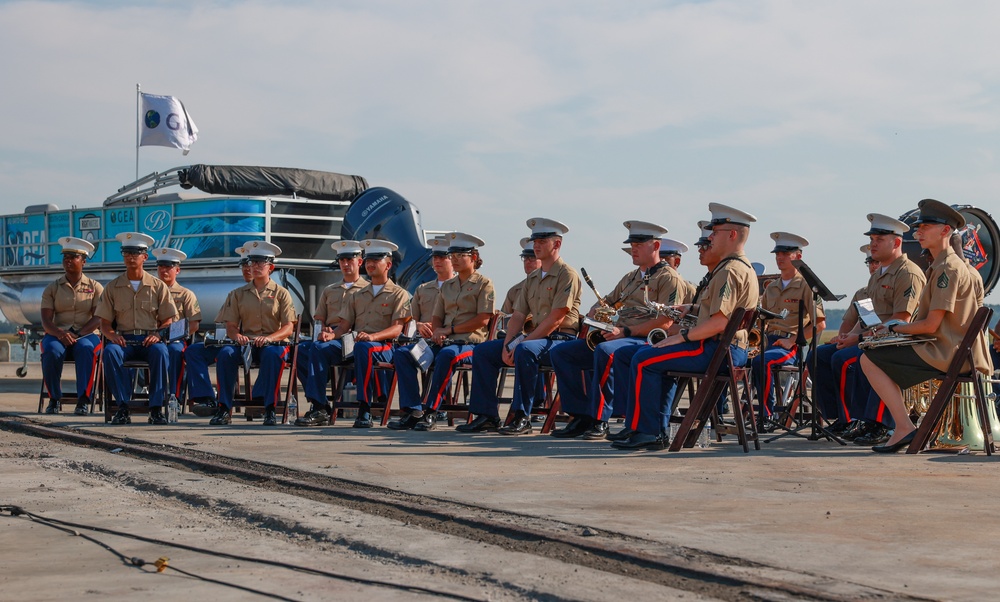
[387,411,423,430]
[854,424,890,446]
[611,432,665,450]
[148,407,168,425]
[455,414,500,433]
[295,406,332,427]
[582,421,609,440]
[262,407,278,426]
[209,406,232,425]
[413,412,438,431]
[110,407,131,425]
[550,416,590,438]
[827,420,850,435]
[44,400,61,414]
[606,427,635,442]
[840,420,867,441]
[435,411,449,422]
[872,430,917,453]
[498,416,533,435]
[74,404,89,416]
[190,398,219,417]
[353,412,374,428]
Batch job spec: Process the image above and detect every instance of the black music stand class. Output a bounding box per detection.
[765,260,846,444]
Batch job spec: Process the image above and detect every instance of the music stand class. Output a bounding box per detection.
[765,260,846,444]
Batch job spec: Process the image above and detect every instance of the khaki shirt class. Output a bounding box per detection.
[605,262,688,329]
[96,271,176,332]
[314,277,369,325]
[339,280,410,334]
[412,280,443,322]
[501,280,525,314]
[695,253,759,348]
[219,279,296,340]
[683,280,698,304]
[433,272,495,343]
[41,274,104,335]
[761,272,825,335]
[168,283,202,323]
[514,258,582,335]
[867,255,925,321]
[214,289,236,323]
[912,248,991,375]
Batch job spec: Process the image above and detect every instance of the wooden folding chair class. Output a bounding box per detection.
[907,306,995,455]
[432,311,503,425]
[668,307,760,452]
[101,336,162,423]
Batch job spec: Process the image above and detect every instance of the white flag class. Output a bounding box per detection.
[139,93,199,155]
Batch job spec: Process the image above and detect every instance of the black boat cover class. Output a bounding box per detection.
[179,165,368,201]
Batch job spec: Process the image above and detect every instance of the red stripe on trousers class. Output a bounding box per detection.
[838,355,858,422]
[270,346,291,404]
[630,341,705,431]
[596,351,615,422]
[763,347,797,417]
[430,350,473,410]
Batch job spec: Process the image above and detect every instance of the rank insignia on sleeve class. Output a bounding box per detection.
[903,285,916,298]
[719,282,731,300]
[668,290,677,304]
[936,273,949,289]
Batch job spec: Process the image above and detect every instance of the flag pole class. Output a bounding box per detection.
[135,83,141,180]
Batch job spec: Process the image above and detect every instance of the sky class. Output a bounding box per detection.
[1,0,999,308]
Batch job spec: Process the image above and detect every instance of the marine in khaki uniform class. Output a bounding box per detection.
[657,237,698,303]
[389,232,495,431]
[210,241,296,426]
[500,237,540,315]
[846,214,927,445]
[152,247,202,403]
[460,217,582,436]
[814,244,880,431]
[612,203,760,450]
[97,232,177,425]
[295,240,370,426]
[331,239,411,428]
[411,237,454,339]
[861,199,991,452]
[40,237,104,415]
[185,246,252,416]
[750,232,826,419]
[549,221,689,441]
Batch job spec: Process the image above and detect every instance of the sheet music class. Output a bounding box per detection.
[582,317,614,333]
[215,324,227,342]
[404,319,417,338]
[342,331,355,359]
[168,319,187,341]
[313,322,323,339]
[854,298,881,329]
[409,338,434,371]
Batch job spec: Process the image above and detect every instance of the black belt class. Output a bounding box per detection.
[549,332,576,341]
[766,329,795,338]
[122,330,153,336]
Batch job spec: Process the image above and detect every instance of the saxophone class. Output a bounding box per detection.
[580,268,621,350]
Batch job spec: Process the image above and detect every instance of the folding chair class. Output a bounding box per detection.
[669,307,760,453]
[329,351,396,426]
[101,337,164,423]
[502,326,583,435]
[38,341,104,415]
[907,306,995,455]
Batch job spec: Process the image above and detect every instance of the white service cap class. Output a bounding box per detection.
[245,240,283,261]
[708,202,757,228]
[864,213,909,237]
[116,232,155,251]
[58,236,95,256]
[153,247,187,264]
[447,231,486,252]
[769,232,809,253]
[526,217,570,240]
[332,240,364,258]
[361,239,399,258]
[622,220,668,244]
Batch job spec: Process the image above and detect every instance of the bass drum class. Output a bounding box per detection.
[899,204,999,296]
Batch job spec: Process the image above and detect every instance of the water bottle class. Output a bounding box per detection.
[286,396,298,424]
[697,421,712,448]
[167,395,179,424]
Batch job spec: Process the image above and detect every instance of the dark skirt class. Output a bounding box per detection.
[863,344,941,390]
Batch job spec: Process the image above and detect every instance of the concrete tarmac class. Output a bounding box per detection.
[2,362,998,601]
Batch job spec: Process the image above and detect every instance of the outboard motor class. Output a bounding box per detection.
[341,187,436,294]
[899,203,999,296]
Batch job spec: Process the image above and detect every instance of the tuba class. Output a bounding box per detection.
[647,328,667,345]
[746,328,762,359]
